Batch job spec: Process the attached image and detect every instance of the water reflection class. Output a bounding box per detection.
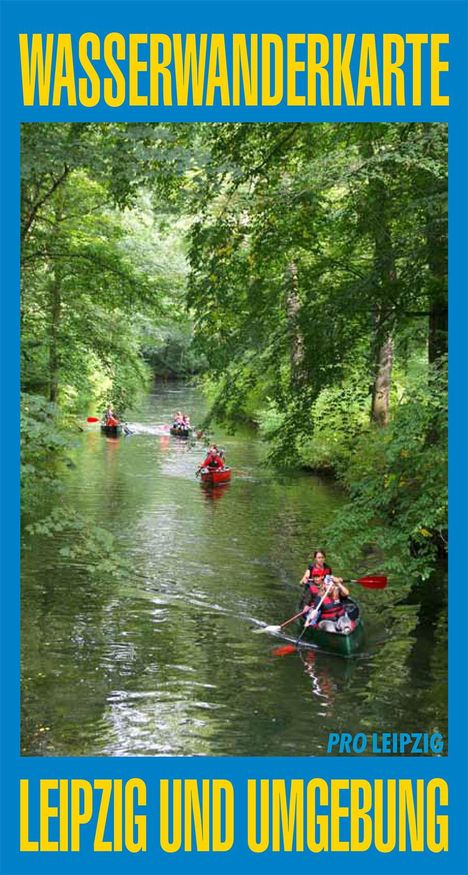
[200,483,230,502]
[301,651,344,708]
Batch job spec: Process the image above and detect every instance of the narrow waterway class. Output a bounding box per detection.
[21,385,447,756]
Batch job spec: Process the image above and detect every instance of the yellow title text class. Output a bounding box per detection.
[19,32,450,107]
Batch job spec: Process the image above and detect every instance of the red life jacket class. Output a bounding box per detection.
[318,593,345,620]
[202,454,224,469]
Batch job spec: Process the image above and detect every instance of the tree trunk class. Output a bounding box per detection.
[369,246,397,428]
[358,134,397,427]
[371,330,394,426]
[48,270,62,404]
[368,174,397,427]
[426,217,447,365]
[285,261,304,383]
[428,301,448,365]
[48,197,65,404]
[423,123,448,366]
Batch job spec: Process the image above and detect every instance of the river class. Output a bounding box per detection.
[21,385,447,756]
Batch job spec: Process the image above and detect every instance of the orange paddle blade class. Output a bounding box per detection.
[272,645,297,657]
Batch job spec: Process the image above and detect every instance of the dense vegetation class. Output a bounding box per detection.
[21,122,447,581]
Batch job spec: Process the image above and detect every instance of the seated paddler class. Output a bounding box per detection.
[303,575,353,633]
[200,445,225,470]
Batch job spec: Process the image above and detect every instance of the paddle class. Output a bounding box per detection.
[301,574,387,590]
[272,597,331,656]
[255,573,388,636]
[304,578,335,626]
[253,608,307,635]
[342,574,387,589]
[87,416,99,423]
[272,644,299,657]
[293,577,337,647]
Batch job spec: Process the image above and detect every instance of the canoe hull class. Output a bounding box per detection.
[101,424,122,436]
[299,619,365,655]
[200,466,232,485]
[298,598,364,655]
[170,426,192,438]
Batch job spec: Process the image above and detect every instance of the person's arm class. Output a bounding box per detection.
[303,592,322,615]
[334,580,349,598]
[301,568,311,585]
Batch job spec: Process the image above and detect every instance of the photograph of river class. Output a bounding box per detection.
[20,123,447,756]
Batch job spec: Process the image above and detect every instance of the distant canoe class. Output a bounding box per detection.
[101,423,122,436]
[200,466,232,485]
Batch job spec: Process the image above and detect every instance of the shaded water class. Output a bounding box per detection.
[21,386,447,756]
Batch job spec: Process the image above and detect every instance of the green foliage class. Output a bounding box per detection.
[21,393,72,509]
[296,376,371,472]
[21,394,133,581]
[181,122,447,579]
[20,123,201,568]
[326,359,447,580]
[140,319,206,378]
[22,168,159,403]
[20,122,447,584]
[185,122,447,389]
[25,508,134,581]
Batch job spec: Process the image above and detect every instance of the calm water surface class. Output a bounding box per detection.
[21,386,447,756]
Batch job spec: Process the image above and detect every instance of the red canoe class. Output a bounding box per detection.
[200,466,232,485]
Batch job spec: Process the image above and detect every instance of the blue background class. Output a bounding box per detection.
[1,1,467,873]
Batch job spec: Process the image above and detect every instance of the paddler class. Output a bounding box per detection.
[299,550,347,617]
[198,445,225,471]
[103,405,119,427]
[301,550,344,594]
[303,575,352,633]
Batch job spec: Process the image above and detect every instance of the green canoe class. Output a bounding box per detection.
[297,598,365,656]
[100,423,123,436]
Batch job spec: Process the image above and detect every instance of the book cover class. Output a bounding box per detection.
[1,1,467,874]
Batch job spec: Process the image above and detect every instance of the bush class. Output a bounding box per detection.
[326,360,447,580]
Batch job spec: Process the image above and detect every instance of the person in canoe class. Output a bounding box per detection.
[303,575,353,633]
[198,445,225,472]
[103,405,119,427]
[172,412,192,433]
[301,550,343,596]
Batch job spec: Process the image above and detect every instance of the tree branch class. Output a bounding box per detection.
[215,125,302,222]
[21,165,70,244]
